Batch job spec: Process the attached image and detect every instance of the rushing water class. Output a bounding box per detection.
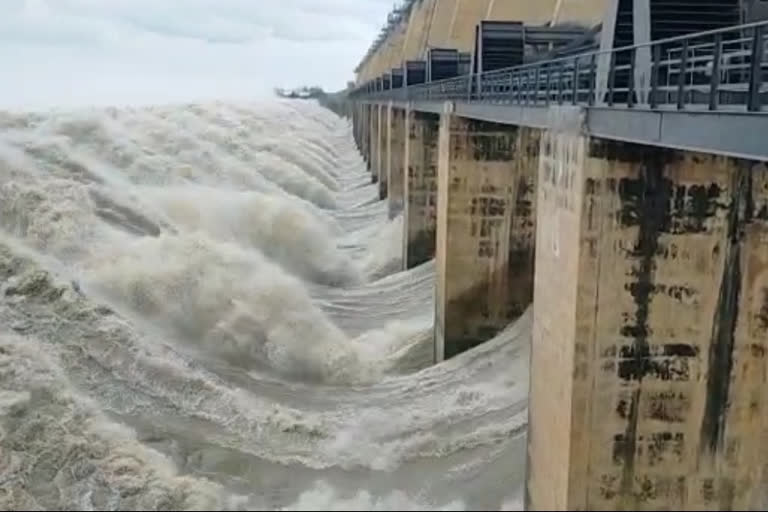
[0,99,529,511]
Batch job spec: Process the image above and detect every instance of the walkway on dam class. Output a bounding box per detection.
[355,20,768,161]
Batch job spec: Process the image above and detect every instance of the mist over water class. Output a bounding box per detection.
[0,100,529,510]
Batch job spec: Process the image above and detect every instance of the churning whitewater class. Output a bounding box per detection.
[0,100,529,511]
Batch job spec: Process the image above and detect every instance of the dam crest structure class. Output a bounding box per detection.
[343,0,768,509]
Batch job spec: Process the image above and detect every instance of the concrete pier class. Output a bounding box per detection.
[403,109,440,269]
[434,111,538,362]
[377,104,387,197]
[387,104,406,218]
[528,112,768,510]
[353,104,359,148]
[368,104,379,183]
[354,104,364,159]
[359,104,370,167]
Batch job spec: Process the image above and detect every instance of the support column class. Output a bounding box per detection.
[434,110,538,362]
[378,103,388,199]
[527,108,768,511]
[353,103,360,149]
[369,104,379,183]
[362,104,370,166]
[403,109,440,269]
[387,103,406,219]
[357,103,365,153]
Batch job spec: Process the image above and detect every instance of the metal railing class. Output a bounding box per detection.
[351,20,768,113]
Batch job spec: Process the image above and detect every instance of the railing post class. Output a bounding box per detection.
[524,70,530,106]
[572,56,580,105]
[526,69,532,105]
[676,38,689,110]
[709,33,722,111]
[557,60,565,105]
[650,43,661,109]
[519,73,525,105]
[513,72,519,105]
[588,53,597,106]
[533,67,541,106]
[748,25,764,112]
[607,51,616,106]
[545,63,552,106]
[627,47,636,108]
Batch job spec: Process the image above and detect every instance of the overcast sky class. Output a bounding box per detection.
[0,0,391,108]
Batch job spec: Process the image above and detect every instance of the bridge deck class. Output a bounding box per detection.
[362,100,768,162]
[355,20,768,161]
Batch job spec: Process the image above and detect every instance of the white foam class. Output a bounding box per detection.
[141,185,359,286]
[282,481,465,511]
[79,232,374,384]
[358,213,405,279]
[0,99,533,511]
[0,332,251,511]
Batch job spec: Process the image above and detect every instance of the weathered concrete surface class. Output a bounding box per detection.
[448,0,492,50]
[356,0,604,82]
[527,107,587,511]
[528,108,768,510]
[434,111,538,362]
[426,0,458,49]
[383,21,408,71]
[553,0,609,24]
[378,104,388,198]
[487,0,558,21]
[357,0,431,81]
[387,104,407,219]
[403,0,433,60]
[403,109,440,269]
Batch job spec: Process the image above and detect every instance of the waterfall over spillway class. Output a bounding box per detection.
[0,99,529,511]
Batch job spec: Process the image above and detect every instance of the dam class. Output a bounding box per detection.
[347,0,768,510]
[0,1,766,510]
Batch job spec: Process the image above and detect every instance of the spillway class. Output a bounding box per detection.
[0,100,530,511]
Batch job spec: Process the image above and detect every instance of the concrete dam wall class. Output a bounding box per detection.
[355,0,609,83]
